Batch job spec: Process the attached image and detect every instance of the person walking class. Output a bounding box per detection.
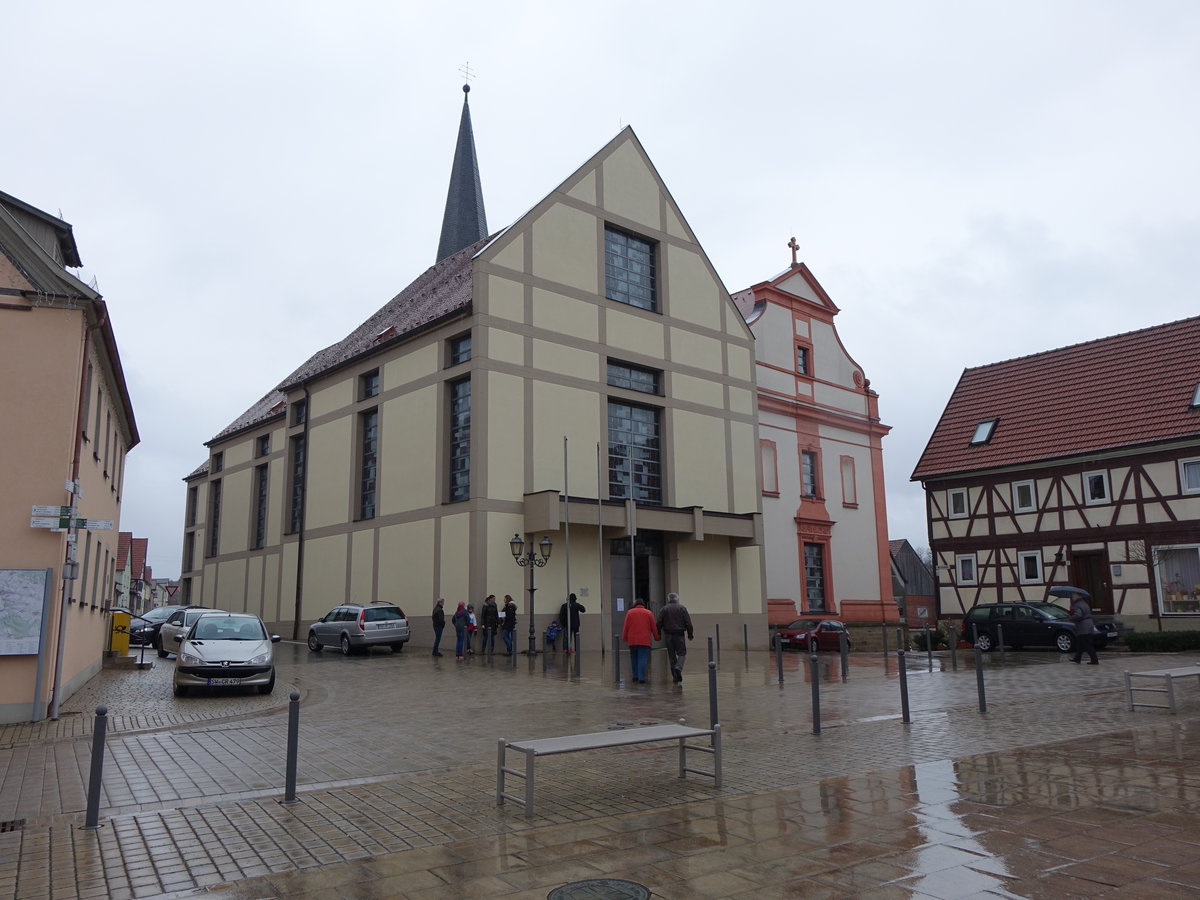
[1069,591,1100,664]
[656,592,694,683]
[481,595,499,656]
[501,594,518,655]
[431,598,446,657]
[451,601,469,660]
[558,593,586,653]
[465,604,478,655]
[621,598,659,683]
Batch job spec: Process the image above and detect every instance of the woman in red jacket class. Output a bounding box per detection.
[621,599,660,683]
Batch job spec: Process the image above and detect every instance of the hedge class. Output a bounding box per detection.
[1123,630,1200,653]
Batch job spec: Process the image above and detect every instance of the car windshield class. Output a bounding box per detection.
[1032,603,1071,620]
[185,609,224,625]
[785,620,820,630]
[192,617,265,641]
[140,607,176,623]
[364,607,404,622]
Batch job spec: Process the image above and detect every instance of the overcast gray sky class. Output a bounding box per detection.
[7,1,1199,578]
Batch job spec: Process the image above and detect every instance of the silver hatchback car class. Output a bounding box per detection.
[307,602,410,655]
[173,612,280,696]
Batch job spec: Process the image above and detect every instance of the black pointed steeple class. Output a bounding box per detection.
[437,84,488,261]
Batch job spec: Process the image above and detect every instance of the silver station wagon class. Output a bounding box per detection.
[307,602,411,655]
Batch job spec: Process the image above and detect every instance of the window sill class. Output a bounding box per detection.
[762,491,780,498]
[842,502,859,509]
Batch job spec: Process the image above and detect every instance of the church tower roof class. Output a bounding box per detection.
[436,84,488,262]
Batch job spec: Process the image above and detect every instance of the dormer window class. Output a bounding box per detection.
[969,418,999,445]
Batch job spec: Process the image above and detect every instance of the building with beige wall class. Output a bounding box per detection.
[733,260,895,629]
[0,190,138,723]
[182,120,765,652]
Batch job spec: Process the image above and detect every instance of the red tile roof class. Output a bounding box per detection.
[912,316,1200,480]
[116,532,132,570]
[132,538,148,580]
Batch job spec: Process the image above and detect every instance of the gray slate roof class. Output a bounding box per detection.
[207,235,491,445]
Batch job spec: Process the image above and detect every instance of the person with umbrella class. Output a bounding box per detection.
[1052,586,1099,665]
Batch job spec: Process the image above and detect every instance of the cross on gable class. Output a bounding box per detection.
[788,236,800,267]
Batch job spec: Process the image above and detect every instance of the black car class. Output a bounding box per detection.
[128,605,184,645]
[963,601,1119,653]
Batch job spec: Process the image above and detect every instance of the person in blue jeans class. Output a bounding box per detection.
[501,595,518,655]
[621,598,660,683]
[452,601,469,659]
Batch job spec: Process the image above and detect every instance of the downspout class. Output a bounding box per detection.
[290,383,312,640]
[48,305,105,720]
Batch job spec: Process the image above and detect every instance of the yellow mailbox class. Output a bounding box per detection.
[110,610,131,654]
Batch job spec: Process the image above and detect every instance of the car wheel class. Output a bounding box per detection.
[157,637,168,659]
[257,675,275,695]
[975,632,994,652]
[173,684,187,697]
[340,634,353,656]
[307,632,322,652]
[1055,632,1076,653]
[391,643,405,652]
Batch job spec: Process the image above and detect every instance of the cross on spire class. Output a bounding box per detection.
[788,236,800,267]
[459,61,475,84]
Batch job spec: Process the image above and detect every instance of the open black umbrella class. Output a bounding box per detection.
[1047,586,1090,599]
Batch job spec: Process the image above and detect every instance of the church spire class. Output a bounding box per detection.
[436,84,488,261]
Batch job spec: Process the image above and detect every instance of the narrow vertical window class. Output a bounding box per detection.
[292,399,307,427]
[1012,480,1036,512]
[801,450,819,498]
[360,369,380,400]
[359,409,378,519]
[448,379,471,502]
[448,333,472,366]
[956,554,977,585]
[186,486,198,526]
[254,464,269,549]
[949,489,968,518]
[795,344,811,376]
[608,400,662,504]
[1018,551,1042,584]
[207,479,222,558]
[183,532,195,573]
[256,435,271,458]
[289,436,306,533]
[761,440,779,495]
[840,456,857,507]
[803,543,826,612]
[1083,471,1110,505]
[82,363,93,441]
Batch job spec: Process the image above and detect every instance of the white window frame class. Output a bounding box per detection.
[1012,480,1036,513]
[1155,543,1200,615]
[1181,458,1200,495]
[1083,470,1110,506]
[948,488,968,519]
[1018,551,1042,584]
[956,554,977,585]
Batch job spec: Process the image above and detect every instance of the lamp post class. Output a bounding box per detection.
[510,533,552,656]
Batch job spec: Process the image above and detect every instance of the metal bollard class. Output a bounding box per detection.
[775,632,784,685]
[810,654,821,735]
[997,623,1006,662]
[923,624,933,671]
[82,705,108,830]
[948,624,958,670]
[974,646,987,714]
[896,627,904,653]
[542,634,548,673]
[715,623,721,665]
[897,650,911,724]
[839,630,849,680]
[573,632,581,677]
[743,623,749,670]
[882,623,889,658]
[283,691,300,803]
[708,660,718,730]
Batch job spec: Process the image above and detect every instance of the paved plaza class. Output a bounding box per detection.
[2,639,1200,899]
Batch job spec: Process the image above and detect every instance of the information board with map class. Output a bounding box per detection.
[0,569,52,655]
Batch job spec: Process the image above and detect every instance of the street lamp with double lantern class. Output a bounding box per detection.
[510,533,552,655]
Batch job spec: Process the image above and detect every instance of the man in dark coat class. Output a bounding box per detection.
[481,595,500,655]
[558,593,586,653]
[1069,592,1099,665]
[656,592,694,683]
[431,598,445,657]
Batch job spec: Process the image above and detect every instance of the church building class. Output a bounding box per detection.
[181,88,765,650]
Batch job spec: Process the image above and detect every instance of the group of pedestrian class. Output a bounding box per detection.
[431,589,696,683]
[430,594,517,660]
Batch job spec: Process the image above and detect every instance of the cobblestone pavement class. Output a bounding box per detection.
[1,642,1199,898]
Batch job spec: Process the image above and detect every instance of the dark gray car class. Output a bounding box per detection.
[307,603,411,655]
[964,601,1119,653]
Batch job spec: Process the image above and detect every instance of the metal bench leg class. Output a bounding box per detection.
[524,748,536,817]
[497,739,506,806]
[1166,675,1178,714]
[678,736,687,779]
[1125,672,1134,711]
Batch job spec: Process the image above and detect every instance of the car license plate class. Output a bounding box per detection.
[207,677,242,686]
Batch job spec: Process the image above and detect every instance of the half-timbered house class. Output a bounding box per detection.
[912,317,1200,631]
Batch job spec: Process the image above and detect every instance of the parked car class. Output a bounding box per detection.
[777,619,851,652]
[172,612,279,696]
[963,601,1120,653]
[129,605,184,646]
[157,607,228,657]
[307,602,411,655]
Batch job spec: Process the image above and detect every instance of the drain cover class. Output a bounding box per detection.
[547,879,650,899]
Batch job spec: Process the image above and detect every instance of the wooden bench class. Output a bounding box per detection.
[1125,665,1200,713]
[496,719,722,817]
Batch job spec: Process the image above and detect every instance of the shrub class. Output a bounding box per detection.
[1124,631,1200,653]
[911,627,947,651]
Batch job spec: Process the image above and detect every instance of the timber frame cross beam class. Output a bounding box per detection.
[496,719,722,817]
